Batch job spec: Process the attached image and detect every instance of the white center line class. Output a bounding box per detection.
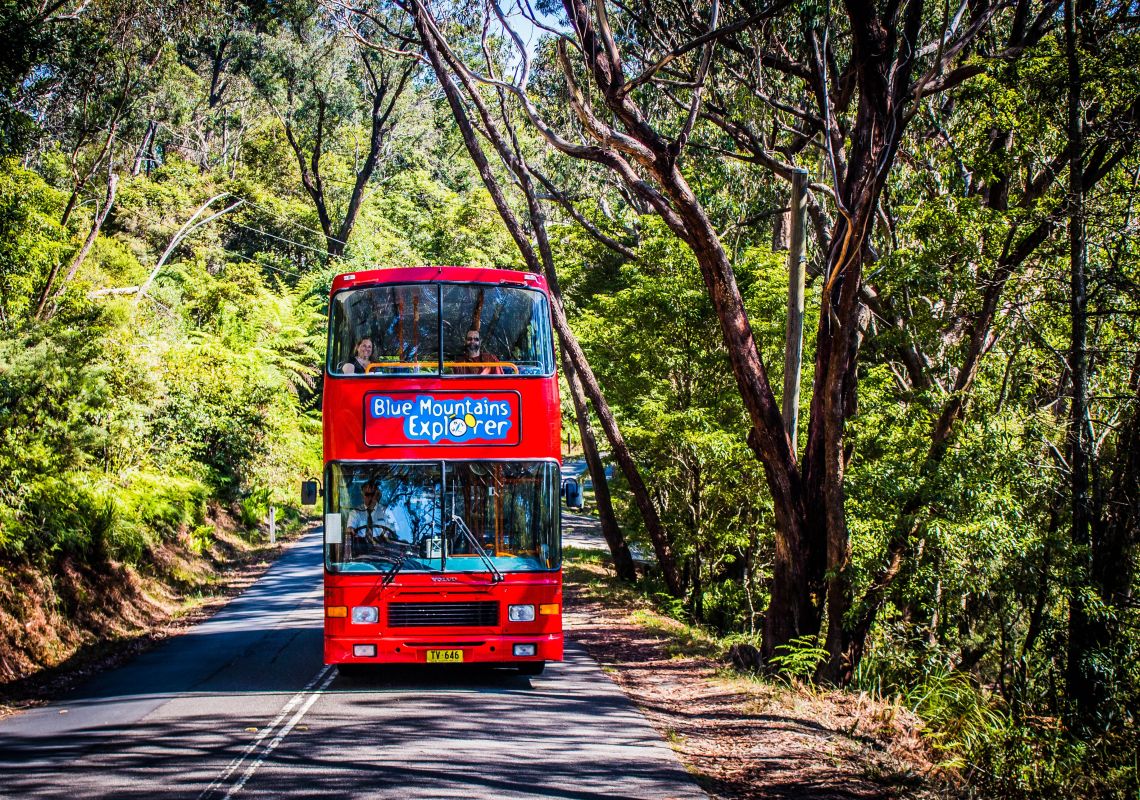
[199,664,335,799]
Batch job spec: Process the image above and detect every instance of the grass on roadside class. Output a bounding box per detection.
[564,556,747,663]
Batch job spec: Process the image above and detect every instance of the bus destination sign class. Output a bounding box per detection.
[364,391,521,447]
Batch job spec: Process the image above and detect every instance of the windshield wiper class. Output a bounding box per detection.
[449,515,503,584]
[382,551,408,587]
[379,541,443,587]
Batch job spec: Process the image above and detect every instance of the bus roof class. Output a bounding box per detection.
[330,266,549,295]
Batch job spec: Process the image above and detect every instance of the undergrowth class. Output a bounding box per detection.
[565,551,1138,799]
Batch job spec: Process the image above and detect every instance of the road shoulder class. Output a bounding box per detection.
[564,560,937,799]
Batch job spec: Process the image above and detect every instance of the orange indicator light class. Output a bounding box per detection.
[538,604,559,615]
[327,606,348,618]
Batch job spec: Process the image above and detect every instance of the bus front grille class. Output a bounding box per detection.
[387,601,500,628]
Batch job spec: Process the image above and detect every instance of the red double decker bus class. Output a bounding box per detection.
[312,266,563,675]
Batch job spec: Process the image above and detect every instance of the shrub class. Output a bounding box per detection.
[239,486,271,531]
[769,634,829,682]
[118,472,208,543]
[7,474,115,563]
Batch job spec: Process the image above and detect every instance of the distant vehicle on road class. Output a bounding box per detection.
[304,267,564,675]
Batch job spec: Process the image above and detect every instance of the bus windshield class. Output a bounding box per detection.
[325,461,561,574]
[329,283,554,376]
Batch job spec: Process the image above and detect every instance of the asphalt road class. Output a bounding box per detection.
[0,530,705,799]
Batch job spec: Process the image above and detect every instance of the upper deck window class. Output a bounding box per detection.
[329,282,554,377]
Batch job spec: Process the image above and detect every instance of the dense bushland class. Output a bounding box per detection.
[2,0,1138,795]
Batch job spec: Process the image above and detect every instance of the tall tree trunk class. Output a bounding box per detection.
[331,59,413,258]
[810,0,922,682]
[413,3,682,593]
[279,57,411,261]
[1091,351,1140,676]
[1064,0,1098,726]
[561,348,638,582]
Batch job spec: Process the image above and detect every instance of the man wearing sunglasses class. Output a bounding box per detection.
[346,481,399,557]
[452,329,504,375]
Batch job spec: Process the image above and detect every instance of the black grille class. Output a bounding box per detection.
[387,601,499,628]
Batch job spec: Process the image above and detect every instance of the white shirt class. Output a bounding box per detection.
[346,505,398,539]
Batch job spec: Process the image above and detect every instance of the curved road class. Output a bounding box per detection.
[0,531,705,799]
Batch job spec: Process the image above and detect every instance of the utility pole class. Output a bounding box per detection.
[782,168,809,449]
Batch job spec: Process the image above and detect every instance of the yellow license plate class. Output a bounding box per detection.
[426,649,464,663]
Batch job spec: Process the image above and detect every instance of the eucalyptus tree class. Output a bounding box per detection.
[386,0,1140,684]
[175,0,279,172]
[382,2,650,585]
[244,3,416,259]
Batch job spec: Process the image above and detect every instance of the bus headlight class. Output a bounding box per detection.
[351,606,379,624]
[508,604,535,622]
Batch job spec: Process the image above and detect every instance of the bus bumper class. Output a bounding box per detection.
[325,632,563,665]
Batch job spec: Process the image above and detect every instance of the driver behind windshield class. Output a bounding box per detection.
[346,481,398,555]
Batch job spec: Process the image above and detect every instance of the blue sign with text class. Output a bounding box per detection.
[367,393,517,445]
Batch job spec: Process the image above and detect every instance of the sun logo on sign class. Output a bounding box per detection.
[448,413,478,437]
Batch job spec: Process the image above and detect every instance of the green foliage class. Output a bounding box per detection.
[769,635,828,682]
[12,474,117,562]
[561,218,782,634]
[118,472,208,543]
[239,486,272,530]
[903,670,1006,766]
[1,3,1138,795]
[0,147,326,565]
[0,160,72,322]
[0,314,116,483]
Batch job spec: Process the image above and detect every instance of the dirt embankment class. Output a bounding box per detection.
[0,506,304,715]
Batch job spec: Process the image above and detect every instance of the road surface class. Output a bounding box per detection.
[0,529,705,799]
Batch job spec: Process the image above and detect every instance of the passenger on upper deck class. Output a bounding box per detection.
[340,336,373,375]
[452,329,504,375]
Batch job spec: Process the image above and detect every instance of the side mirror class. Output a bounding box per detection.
[301,479,320,506]
[563,477,584,510]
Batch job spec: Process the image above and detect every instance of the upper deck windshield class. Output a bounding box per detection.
[325,461,561,574]
[329,282,554,377]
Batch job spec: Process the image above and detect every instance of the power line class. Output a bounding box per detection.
[116,201,331,264]
[219,248,307,279]
[228,220,333,256]
[228,193,348,246]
